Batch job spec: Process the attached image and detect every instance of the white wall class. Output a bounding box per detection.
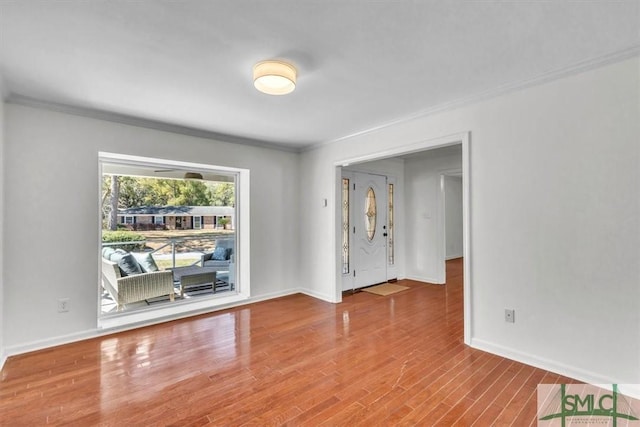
[444,175,463,260]
[404,152,462,283]
[300,57,640,388]
[2,57,638,393]
[3,104,300,351]
[0,84,5,368]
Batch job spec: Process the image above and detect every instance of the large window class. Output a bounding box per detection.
[98,152,250,328]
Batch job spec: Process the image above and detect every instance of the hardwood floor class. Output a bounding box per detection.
[0,259,576,425]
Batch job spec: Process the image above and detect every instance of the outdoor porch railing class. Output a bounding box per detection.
[102,236,220,269]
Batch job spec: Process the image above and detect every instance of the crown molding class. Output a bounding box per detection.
[304,45,640,153]
[5,94,302,153]
[5,45,639,154]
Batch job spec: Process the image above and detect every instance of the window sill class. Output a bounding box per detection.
[98,292,248,331]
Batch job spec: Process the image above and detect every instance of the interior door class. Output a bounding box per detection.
[354,172,387,288]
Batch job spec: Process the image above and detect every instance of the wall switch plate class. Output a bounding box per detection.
[58,298,70,313]
[505,309,515,323]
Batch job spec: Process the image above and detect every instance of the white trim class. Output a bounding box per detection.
[438,168,463,283]
[7,94,301,153]
[99,151,241,175]
[461,139,472,345]
[99,293,249,329]
[298,288,336,303]
[5,48,639,155]
[97,161,106,316]
[4,329,104,360]
[4,288,305,359]
[405,275,444,285]
[471,338,640,400]
[307,46,640,152]
[621,385,640,401]
[236,168,251,301]
[336,132,468,166]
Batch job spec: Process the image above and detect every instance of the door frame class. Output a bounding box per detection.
[334,132,472,345]
[438,169,463,283]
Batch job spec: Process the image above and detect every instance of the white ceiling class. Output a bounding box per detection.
[1,1,638,150]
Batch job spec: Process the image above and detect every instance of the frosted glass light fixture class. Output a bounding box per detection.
[253,60,297,95]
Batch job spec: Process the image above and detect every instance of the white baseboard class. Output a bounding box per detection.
[4,329,103,359]
[471,338,640,399]
[405,275,444,285]
[446,255,463,261]
[2,288,316,360]
[299,287,337,303]
[618,384,640,400]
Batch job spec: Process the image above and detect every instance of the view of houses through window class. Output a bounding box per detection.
[100,166,237,315]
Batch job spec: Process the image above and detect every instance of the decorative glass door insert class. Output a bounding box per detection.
[365,187,377,241]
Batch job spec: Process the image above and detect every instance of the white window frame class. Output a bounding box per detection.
[193,216,202,229]
[124,215,134,224]
[98,152,251,329]
[153,215,163,225]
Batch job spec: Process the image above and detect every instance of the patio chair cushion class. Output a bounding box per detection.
[101,257,174,310]
[117,253,144,277]
[132,252,159,273]
[102,247,116,259]
[108,249,128,262]
[201,239,234,270]
[211,246,230,261]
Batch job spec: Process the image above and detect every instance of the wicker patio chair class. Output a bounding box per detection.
[102,258,175,310]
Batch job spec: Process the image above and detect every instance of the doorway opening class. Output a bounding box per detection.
[335,132,471,344]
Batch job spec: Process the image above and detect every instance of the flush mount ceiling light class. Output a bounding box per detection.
[253,60,297,95]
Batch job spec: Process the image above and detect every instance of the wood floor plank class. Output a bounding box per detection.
[472,402,508,426]
[451,360,522,426]
[0,258,581,425]
[492,368,548,426]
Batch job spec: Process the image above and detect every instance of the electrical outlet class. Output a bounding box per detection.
[58,298,70,313]
[505,309,515,323]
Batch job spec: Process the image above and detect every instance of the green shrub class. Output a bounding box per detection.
[102,230,146,251]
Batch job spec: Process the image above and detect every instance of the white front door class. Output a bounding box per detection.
[354,172,387,288]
